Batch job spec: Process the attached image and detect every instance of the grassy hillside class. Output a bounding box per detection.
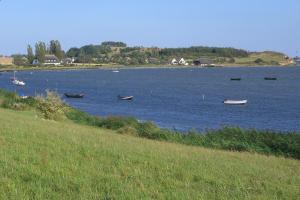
[233,51,292,66]
[0,108,299,199]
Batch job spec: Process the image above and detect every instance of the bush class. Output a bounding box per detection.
[254,58,264,64]
[36,91,65,120]
[0,90,35,111]
[1,100,27,110]
[65,108,99,126]
[97,116,139,130]
[117,126,138,136]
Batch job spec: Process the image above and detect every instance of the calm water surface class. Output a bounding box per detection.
[1,67,300,131]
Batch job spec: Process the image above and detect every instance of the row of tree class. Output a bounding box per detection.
[20,40,250,66]
[27,40,64,64]
[65,42,249,65]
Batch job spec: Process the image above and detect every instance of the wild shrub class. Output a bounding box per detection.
[65,108,99,126]
[36,91,65,120]
[117,125,138,136]
[97,116,139,130]
[0,91,33,111]
[137,121,161,139]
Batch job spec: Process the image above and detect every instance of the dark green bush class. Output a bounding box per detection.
[65,108,99,126]
[97,116,139,130]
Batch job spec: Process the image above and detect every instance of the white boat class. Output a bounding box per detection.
[11,71,26,86]
[12,79,26,86]
[112,70,120,73]
[118,95,133,100]
[223,99,247,105]
[20,95,29,99]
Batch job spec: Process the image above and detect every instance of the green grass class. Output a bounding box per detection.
[234,51,291,66]
[65,108,300,160]
[0,108,299,199]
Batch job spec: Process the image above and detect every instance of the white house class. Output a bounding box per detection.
[44,55,60,66]
[171,58,178,65]
[179,58,188,65]
[61,57,75,65]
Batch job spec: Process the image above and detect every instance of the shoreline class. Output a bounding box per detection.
[0,63,296,72]
[0,88,299,160]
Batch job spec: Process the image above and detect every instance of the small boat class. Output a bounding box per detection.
[118,95,133,100]
[230,78,241,81]
[112,70,120,73]
[264,77,277,80]
[12,79,26,86]
[20,95,29,99]
[223,99,247,105]
[64,93,84,98]
[11,71,25,86]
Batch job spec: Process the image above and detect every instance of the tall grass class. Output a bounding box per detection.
[1,107,299,199]
[65,107,300,159]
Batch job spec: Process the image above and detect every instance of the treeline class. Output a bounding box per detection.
[29,40,64,63]
[66,41,249,65]
[159,47,248,58]
[12,40,65,66]
[14,40,250,66]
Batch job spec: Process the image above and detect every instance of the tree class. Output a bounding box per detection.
[101,41,127,47]
[35,41,47,63]
[228,57,235,63]
[49,40,63,60]
[66,47,80,58]
[27,45,35,64]
[254,58,264,64]
[12,54,28,66]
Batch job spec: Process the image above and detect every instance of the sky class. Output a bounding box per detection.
[0,0,299,56]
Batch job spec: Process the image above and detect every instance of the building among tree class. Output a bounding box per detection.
[193,58,214,66]
[178,58,188,65]
[0,56,13,65]
[61,58,75,65]
[44,55,60,66]
[171,58,178,65]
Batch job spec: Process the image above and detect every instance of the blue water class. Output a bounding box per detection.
[0,67,300,131]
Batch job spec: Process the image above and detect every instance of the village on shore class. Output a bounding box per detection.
[0,41,299,69]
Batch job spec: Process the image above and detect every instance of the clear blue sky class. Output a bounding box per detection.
[0,0,299,56]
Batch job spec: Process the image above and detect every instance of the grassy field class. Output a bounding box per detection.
[233,51,292,66]
[0,108,299,199]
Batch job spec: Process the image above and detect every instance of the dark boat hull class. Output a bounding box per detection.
[64,93,84,98]
[264,77,277,80]
[230,78,241,81]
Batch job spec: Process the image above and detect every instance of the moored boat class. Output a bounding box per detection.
[118,95,133,100]
[223,99,247,105]
[12,79,26,86]
[264,77,277,80]
[11,71,25,86]
[230,78,241,81]
[64,93,84,98]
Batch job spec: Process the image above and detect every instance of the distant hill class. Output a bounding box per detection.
[66,42,292,66]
